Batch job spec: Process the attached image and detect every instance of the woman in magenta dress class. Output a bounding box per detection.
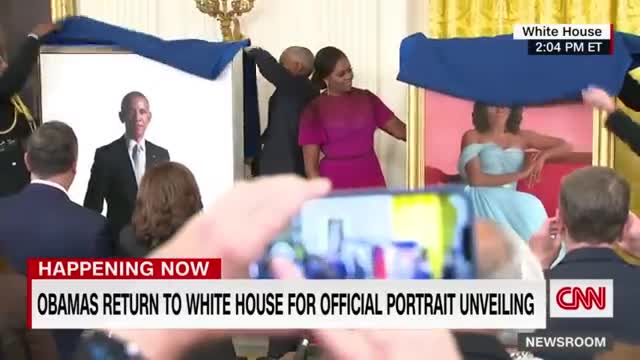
[298,46,406,189]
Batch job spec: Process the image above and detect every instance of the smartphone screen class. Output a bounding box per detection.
[251,187,476,280]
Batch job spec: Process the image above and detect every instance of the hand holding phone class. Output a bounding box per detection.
[252,187,477,280]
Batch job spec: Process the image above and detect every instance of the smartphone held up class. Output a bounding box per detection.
[251,187,477,280]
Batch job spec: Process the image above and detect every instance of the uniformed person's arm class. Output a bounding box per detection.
[606,110,640,156]
[582,86,640,156]
[245,47,295,88]
[0,23,58,99]
[618,72,640,112]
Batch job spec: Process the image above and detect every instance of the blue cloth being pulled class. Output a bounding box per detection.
[44,16,261,158]
[44,16,249,79]
[398,32,640,106]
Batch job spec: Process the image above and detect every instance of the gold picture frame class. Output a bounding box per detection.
[405,85,615,189]
[51,0,77,21]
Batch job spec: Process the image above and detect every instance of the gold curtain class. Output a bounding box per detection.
[430,0,640,38]
[51,0,77,22]
[428,0,640,212]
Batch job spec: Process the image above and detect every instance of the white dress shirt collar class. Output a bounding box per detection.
[126,136,146,153]
[31,179,68,196]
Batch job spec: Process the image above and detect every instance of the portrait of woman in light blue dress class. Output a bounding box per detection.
[458,103,572,243]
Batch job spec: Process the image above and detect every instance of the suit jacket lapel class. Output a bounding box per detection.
[145,142,158,170]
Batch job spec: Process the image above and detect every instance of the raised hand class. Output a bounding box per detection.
[107,175,331,360]
[518,154,538,181]
[31,23,60,38]
[243,45,262,53]
[153,175,331,278]
[529,211,562,268]
[526,152,547,187]
[271,258,462,360]
[582,86,616,113]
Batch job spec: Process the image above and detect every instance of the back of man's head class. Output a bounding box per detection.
[560,167,630,244]
[280,46,314,77]
[26,121,78,180]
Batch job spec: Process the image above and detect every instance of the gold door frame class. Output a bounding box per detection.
[405,85,615,189]
[406,86,425,189]
[51,0,77,21]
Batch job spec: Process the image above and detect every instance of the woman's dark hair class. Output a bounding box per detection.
[132,162,203,250]
[472,102,523,134]
[311,46,347,90]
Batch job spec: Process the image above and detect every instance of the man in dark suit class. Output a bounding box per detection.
[0,121,112,359]
[249,47,317,358]
[531,167,640,359]
[245,46,318,177]
[248,44,319,355]
[84,91,170,241]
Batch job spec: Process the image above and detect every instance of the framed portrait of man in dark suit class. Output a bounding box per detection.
[39,46,246,236]
[84,91,171,235]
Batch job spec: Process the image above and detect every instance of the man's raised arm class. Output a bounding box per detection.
[245,47,294,88]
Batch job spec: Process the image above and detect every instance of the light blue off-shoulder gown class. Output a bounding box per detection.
[458,143,548,243]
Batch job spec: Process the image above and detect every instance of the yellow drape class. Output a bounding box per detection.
[429,0,640,213]
[51,0,77,22]
[429,0,640,38]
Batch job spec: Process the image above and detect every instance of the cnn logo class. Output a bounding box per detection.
[549,280,613,318]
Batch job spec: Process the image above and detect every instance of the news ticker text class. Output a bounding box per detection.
[29,280,546,330]
[528,40,611,55]
[37,291,536,317]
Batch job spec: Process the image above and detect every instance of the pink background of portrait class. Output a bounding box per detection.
[424,91,593,175]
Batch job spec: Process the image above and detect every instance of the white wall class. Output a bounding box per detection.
[76,0,429,188]
[76,0,222,40]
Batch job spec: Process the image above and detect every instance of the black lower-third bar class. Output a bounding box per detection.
[518,332,612,353]
[528,39,611,55]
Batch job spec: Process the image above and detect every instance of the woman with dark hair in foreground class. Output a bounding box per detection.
[117,162,238,359]
[119,161,203,256]
[298,46,406,189]
[458,103,571,243]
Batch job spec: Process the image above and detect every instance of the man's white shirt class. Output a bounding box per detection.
[31,179,68,197]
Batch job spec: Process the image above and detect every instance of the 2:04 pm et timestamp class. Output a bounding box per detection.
[528,40,610,55]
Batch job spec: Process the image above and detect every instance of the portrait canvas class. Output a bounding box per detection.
[421,89,593,217]
[39,47,245,210]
